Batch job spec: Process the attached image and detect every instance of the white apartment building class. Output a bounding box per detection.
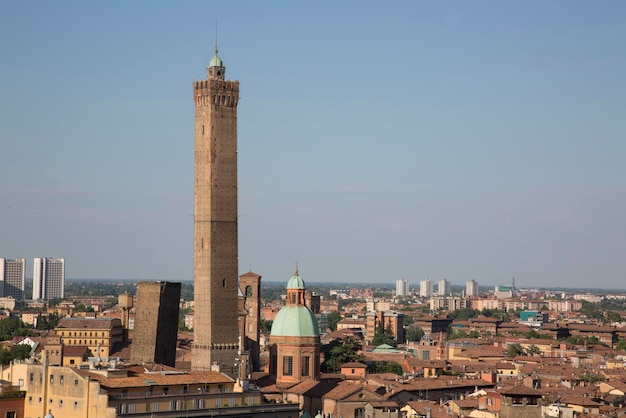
[419,279,433,298]
[466,279,479,297]
[0,258,26,299]
[438,279,450,296]
[430,296,467,311]
[396,278,409,297]
[33,257,65,300]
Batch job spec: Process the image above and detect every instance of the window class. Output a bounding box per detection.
[59,399,63,408]
[59,375,64,385]
[152,402,159,412]
[73,401,79,408]
[129,403,136,413]
[29,373,34,382]
[18,378,24,386]
[301,356,310,376]
[74,379,79,386]
[283,356,293,376]
[422,350,430,360]
[49,375,54,384]
[28,396,33,403]
[6,412,16,418]
[355,408,365,418]
[70,359,75,365]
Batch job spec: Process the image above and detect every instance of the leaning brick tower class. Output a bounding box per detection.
[192,46,240,375]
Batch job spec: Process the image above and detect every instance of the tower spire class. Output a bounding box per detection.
[207,21,225,79]
[214,19,219,56]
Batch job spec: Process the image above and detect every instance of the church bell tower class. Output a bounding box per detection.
[192,47,240,374]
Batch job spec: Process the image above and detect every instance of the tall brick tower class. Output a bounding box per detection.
[239,271,262,372]
[192,47,240,374]
[131,281,181,367]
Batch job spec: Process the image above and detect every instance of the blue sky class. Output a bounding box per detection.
[1,2,625,288]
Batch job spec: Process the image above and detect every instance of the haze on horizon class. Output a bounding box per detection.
[1,2,625,289]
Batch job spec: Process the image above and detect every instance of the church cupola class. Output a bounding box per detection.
[207,47,225,80]
[286,268,306,306]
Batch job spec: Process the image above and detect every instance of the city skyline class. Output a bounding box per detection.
[1,2,625,288]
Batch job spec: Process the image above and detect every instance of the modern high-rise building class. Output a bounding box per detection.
[466,279,479,296]
[437,278,450,296]
[192,47,240,374]
[32,257,65,300]
[419,279,433,298]
[396,278,409,297]
[0,258,26,299]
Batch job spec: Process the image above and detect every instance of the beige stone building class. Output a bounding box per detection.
[54,317,124,358]
[2,360,299,418]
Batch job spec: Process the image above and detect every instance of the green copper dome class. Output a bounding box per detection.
[209,54,223,67]
[270,305,319,337]
[287,273,305,289]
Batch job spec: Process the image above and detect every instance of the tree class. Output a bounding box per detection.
[260,318,273,334]
[372,331,396,347]
[368,361,403,375]
[526,344,541,356]
[615,339,626,352]
[10,344,32,361]
[525,329,553,340]
[326,311,341,332]
[449,330,469,340]
[448,308,481,321]
[468,330,480,338]
[405,325,425,342]
[0,348,11,365]
[323,336,364,372]
[606,311,623,323]
[505,343,524,358]
[178,308,191,331]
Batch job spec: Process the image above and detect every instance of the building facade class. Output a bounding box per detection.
[192,48,240,374]
[54,317,124,359]
[3,361,299,418]
[0,258,25,299]
[33,258,65,300]
[395,279,409,297]
[131,281,181,367]
[419,279,433,298]
[437,279,450,296]
[466,279,479,297]
[239,271,261,372]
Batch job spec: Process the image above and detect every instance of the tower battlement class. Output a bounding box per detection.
[193,80,239,108]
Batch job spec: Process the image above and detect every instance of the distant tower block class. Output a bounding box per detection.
[192,46,240,374]
[118,291,134,330]
[131,281,180,367]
